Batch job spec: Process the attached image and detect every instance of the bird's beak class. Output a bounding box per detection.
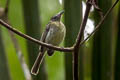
[57,10,64,19]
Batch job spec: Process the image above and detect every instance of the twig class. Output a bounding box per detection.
[73,0,92,80]
[74,1,91,47]
[79,0,119,46]
[92,0,104,19]
[0,19,74,52]
[9,30,32,80]
[0,0,119,80]
[72,0,119,80]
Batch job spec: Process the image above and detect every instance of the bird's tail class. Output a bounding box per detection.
[31,51,45,75]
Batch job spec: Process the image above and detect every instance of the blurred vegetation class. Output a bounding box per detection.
[64,0,82,80]
[92,0,112,80]
[0,27,11,80]
[22,0,47,79]
[0,0,119,80]
[114,2,120,80]
[64,0,83,80]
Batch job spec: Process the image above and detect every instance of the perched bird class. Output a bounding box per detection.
[31,11,66,75]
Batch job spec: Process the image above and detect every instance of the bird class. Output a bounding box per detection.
[31,10,66,75]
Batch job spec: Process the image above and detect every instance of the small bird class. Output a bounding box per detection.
[31,11,66,75]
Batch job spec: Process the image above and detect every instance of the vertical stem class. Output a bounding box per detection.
[114,3,120,80]
[92,0,112,80]
[0,1,11,79]
[0,27,11,80]
[64,0,82,80]
[79,46,84,80]
[73,2,91,80]
[22,0,47,79]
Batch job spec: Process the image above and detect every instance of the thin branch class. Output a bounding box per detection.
[92,0,104,19]
[72,0,119,80]
[9,30,32,80]
[0,0,119,80]
[72,1,92,80]
[79,0,119,46]
[0,19,73,52]
[74,1,92,47]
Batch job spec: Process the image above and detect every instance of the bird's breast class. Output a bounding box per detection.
[45,21,66,46]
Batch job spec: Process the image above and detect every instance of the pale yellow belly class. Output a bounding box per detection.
[45,27,65,46]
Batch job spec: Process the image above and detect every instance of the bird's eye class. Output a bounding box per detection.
[51,16,58,21]
[53,16,57,19]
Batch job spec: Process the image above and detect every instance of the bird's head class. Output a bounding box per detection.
[50,10,64,22]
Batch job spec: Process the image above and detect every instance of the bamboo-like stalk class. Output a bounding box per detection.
[114,3,120,80]
[22,0,47,79]
[0,28,11,80]
[0,0,118,80]
[64,0,82,79]
[92,0,112,80]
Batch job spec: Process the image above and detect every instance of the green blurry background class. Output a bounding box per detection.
[0,0,120,80]
[0,0,64,80]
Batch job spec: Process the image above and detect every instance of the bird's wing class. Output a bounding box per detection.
[31,24,51,75]
[39,23,51,52]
